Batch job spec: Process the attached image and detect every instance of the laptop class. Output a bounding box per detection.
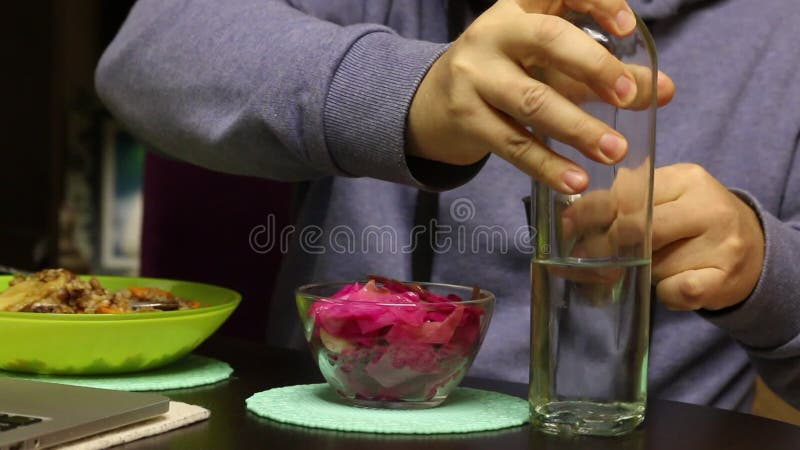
[0,378,169,450]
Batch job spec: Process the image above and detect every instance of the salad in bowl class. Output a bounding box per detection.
[296,275,494,409]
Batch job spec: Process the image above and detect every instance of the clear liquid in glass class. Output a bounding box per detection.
[530,258,650,436]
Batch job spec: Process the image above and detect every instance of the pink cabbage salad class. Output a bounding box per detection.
[307,277,486,401]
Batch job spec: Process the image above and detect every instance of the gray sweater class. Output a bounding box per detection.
[96,0,800,412]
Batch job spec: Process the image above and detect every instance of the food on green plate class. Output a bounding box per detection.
[0,269,201,313]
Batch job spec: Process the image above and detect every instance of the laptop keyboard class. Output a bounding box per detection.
[0,414,42,432]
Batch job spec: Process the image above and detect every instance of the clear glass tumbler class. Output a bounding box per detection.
[529,12,657,436]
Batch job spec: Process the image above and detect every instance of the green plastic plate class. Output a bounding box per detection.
[0,275,240,374]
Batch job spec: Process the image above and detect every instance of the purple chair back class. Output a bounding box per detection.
[140,153,292,340]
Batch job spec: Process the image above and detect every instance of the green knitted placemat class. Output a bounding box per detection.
[246,383,529,434]
[0,355,232,391]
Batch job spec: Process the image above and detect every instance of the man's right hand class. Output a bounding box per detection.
[406,0,675,194]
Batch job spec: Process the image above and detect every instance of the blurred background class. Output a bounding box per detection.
[3,1,138,274]
[1,1,292,342]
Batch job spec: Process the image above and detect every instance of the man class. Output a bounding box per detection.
[95,0,800,412]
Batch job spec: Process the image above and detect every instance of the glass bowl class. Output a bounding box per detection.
[296,279,495,409]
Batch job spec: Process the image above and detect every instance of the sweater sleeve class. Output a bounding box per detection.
[700,140,800,408]
[95,0,484,190]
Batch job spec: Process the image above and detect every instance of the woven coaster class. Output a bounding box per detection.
[54,401,210,450]
[0,355,232,391]
[246,383,529,434]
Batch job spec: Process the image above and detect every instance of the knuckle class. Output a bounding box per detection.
[448,53,478,81]
[535,157,551,180]
[562,0,589,12]
[532,15,569,48]
[441,92,471,120]
[680,277,703,299]
[445,100,475,123]
[519,83,550,119]
[590,49,615,75]
[623,215,647,241]
[656,276,702,310]
[440,63,477,119]
[655,282,681,310]
[459,21,484,45]
[679,163,708,180]
[678,276,706,308]
[460,13,504,47]
[533,152,557,181]
[503,133,535,165]
[449,54,471,75]
[724,234,747,255]
[566,115,593,143]
[707,201,737,227]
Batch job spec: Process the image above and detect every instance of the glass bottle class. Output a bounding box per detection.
[529,11,657,437]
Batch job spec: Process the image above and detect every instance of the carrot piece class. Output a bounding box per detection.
[188,300,201,309]
[96,306,124,314]
[129,286,173,299]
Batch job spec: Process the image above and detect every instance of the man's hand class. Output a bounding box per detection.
[552,163,651,284]
[555,163,765,311]
[652,164,765,311]
[406,0,675,194]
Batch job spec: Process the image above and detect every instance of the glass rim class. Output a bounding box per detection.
[295,280,495,305]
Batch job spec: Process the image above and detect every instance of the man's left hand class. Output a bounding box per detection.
[652,163,765,311]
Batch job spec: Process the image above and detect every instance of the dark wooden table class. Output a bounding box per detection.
[119,336,800,449]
